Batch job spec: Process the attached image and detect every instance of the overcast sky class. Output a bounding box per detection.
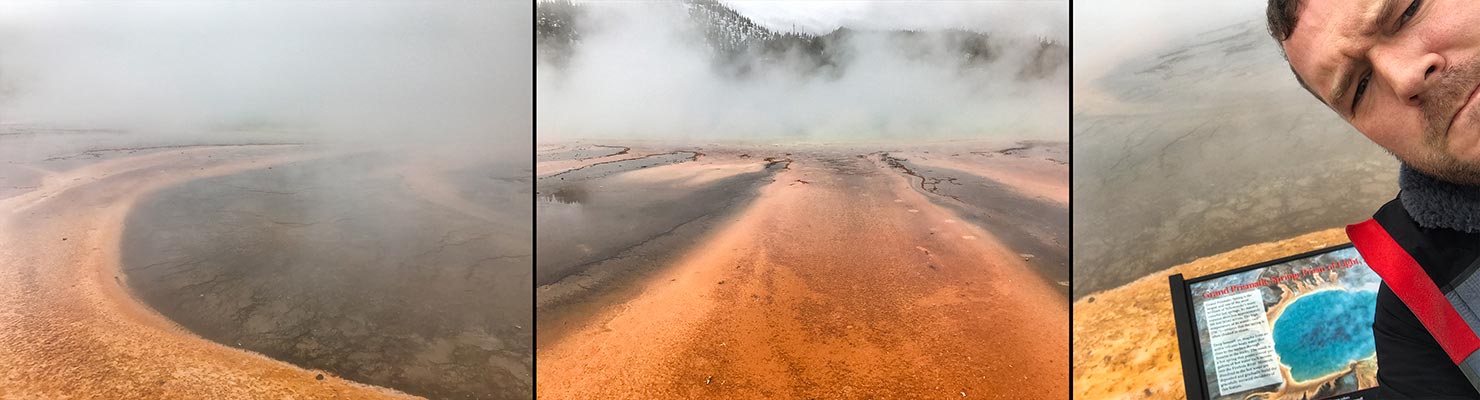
[538,0,1068,142]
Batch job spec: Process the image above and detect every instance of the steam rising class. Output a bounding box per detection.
[0,4,538,397]
[536,1,1068,143]
[0,2,531,153]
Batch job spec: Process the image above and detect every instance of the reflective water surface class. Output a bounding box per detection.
[121,151,533,399]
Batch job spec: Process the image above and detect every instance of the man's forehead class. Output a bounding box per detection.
[1282,0,1391,106]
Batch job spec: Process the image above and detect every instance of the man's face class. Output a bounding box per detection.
[1283,0,1480,183]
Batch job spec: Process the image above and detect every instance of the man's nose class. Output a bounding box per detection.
[1371,42,1444,106]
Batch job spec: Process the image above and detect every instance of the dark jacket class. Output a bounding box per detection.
[1368,167,1480,399]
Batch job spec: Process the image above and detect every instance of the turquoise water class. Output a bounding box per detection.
[1272,290,1377,382]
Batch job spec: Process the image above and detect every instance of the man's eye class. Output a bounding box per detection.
[1353,72,1371,114]
[1399,0,1422,27]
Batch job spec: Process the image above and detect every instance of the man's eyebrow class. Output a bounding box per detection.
[1327,65,1352,109]
[1321,0,1395,111]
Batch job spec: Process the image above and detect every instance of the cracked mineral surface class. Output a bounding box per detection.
[882,142,1069,293]
[535,141,1068,399]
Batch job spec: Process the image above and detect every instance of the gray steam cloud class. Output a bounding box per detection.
[1073,1,1261,87]
[536,1,1068,143]
[0,1,531,153]
[0,5,538,396]
[725,1,1068,38]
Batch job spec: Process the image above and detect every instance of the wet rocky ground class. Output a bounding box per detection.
[120,151,534,399]
[534,144,629,163]
[883,151,1069,292]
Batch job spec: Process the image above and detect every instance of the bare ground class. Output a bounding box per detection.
[536,144,1069,399]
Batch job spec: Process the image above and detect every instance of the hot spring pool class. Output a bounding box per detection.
[1271,289,1377,382]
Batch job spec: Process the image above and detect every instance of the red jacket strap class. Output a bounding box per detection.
[1349,218,1480,364]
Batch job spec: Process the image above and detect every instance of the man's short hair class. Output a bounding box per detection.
[1267,0,1321,103]
[1267,0,1302,42]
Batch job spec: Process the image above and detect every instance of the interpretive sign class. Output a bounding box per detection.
[1170,244,1379,400]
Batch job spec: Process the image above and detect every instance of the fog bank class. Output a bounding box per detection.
[536,1,1068,143]
[0,2,531,154]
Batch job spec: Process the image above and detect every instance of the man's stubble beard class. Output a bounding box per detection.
[1411,58,1480,184]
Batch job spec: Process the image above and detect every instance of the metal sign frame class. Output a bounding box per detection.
[1168,243,1379,400]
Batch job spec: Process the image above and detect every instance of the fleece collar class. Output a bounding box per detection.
[1400,165,1480,233]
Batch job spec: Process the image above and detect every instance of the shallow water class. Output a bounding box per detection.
[887,156,1069,292]
[540,151,697,182]
[1072,20,1398,299]
[121,152,533,399]
[535,155,782,286]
